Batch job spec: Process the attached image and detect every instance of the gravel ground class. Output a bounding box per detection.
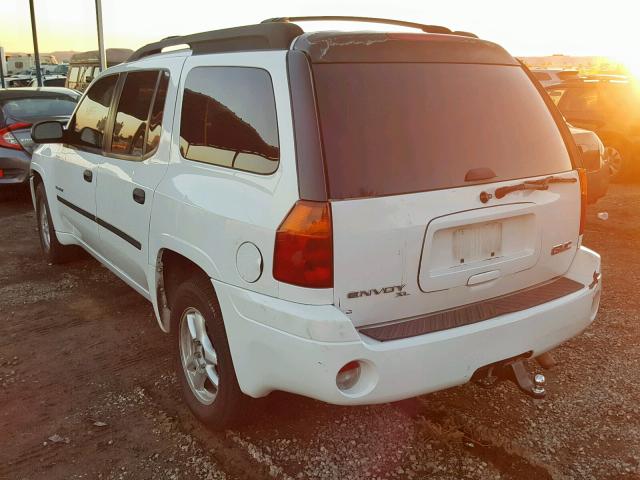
[1,184,638,480]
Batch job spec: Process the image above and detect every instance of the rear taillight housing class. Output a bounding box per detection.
[0,122,33,151]
[578,168,587,235]
[273,201,333,288]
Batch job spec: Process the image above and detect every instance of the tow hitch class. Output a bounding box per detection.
[509,360,546,398]
[473,355,547,398]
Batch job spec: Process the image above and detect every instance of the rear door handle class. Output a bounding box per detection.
[132,188,145,204]
[83,169,92,182]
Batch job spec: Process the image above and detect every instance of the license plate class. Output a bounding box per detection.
[452,222,502,264]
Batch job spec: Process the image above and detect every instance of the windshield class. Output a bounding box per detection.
[313,63,573,199]
[1,95,78,121]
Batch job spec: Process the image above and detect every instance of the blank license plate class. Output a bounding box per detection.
[453,222,502,264]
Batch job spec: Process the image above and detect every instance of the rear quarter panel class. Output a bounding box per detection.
[149,51,319,301]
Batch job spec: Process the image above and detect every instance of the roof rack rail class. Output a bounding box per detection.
[127,22,303,62]
[262,16,478,38]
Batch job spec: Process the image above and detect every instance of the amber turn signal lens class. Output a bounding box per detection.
[273,201,333,288]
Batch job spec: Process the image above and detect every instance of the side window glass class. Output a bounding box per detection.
[179,66,279,174]
[145,71,169,154]
[110,71,158,157]
[547,88,566,106]
[67,74,118,149]
[69,67,79,83]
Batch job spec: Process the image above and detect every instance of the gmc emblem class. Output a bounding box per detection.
[551,241,572,255]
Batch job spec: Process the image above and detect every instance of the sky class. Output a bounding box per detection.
[1,0,637,68]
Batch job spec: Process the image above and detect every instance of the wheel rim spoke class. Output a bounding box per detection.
[186,312,202,340]
[193,370,207,390]
[205,365,219,388]
[201,336,218,365]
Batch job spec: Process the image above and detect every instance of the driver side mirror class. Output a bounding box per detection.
[31,121,65,144]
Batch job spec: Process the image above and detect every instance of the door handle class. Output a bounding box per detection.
[132,188,145,204]
[83,169,93,182]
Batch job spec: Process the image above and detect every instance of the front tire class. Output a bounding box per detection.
[171,273,252,429]
[35,182,75,264]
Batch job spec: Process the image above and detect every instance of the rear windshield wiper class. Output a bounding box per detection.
[480,175,577,203]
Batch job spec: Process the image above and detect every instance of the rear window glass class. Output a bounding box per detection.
[1,95,78,120]
[313,63,573,199]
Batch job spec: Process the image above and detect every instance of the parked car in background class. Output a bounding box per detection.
[2,75,33,88]
[547,76,640,180]
[30,18,601,429]
[27,75,68,88]
[0,87,79,190]
[569,125,609,203]
[66,48,133,92]
[531,69,579,87]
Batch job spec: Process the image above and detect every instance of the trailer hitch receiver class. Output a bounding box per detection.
[510,360,546,398]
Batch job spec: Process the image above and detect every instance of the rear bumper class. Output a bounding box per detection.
[215,246,601,404]
[0,148,31,186]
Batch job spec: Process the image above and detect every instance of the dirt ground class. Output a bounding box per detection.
[1,184,639,480]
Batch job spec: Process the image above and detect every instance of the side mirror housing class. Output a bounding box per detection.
[31,121,65,144]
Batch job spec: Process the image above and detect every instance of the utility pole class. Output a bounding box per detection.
[0,47,6,88]
[28,0,43,87]
[95,0,106,72]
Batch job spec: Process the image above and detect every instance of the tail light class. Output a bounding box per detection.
[578,168,587,235]
[273,201,333,288]
[0,122,33,151]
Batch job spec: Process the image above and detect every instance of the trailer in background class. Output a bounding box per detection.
[66,48,132,92]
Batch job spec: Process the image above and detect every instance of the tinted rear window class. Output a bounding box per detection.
[1,95,78,120]
[313,63,573,199]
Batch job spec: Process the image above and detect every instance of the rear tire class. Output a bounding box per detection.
[35,182,76,264]
[171,273,254,429]
[604,142,630,182]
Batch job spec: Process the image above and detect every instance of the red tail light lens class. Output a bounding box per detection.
[0,122,33,151]
[273,201,333,288]
[578,168,587,235]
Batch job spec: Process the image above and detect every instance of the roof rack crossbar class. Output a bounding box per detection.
[127,22,303,62]
[262,16,477,37]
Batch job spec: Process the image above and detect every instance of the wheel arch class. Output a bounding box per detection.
[152,245,220,332]
[29,165,45,210]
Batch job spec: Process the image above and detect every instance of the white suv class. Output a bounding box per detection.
[29,17,602,429]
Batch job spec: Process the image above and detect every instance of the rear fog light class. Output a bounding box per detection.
[336,361,362,391]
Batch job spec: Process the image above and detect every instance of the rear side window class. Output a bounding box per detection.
[67,74,118,149]
[313,63,573,199]
[110,70,159,157]
[69,67,80,83]
[179,67,279,174]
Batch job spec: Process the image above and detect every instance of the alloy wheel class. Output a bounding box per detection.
[178,307,220,405]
